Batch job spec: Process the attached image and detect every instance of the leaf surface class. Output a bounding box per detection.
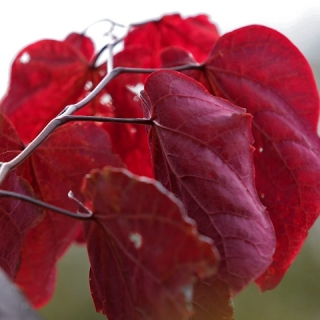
[125,14,219,65]
[0,33,94,142]
[0,171,42,280]
[160,47,211,92]
[202,25,320,289]
[82,167,219,320]
[0,113,42,280]
[15,122,123,307]
[142,70,275,304]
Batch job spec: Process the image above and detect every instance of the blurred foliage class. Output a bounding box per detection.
[39,245,104,320]
[234,219,320,320]
[235,54,320,319]
[39,220,320,320]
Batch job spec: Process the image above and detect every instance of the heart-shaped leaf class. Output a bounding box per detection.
[202,25,320,289]
[82,167,219,320]
[141,70,275,302]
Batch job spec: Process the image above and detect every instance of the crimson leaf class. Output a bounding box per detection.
[15,122,123,307]
[82,167,219,320]
[64,32,95,62]
[202,25,320,289]
[125,14,219,65]
[0,113,42,280]
[0,33,94,143]
[160,47,211,92]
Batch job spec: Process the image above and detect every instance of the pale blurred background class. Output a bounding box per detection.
[1,1,320,319]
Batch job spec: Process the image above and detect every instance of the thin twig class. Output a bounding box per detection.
[62,115,153,125]
[83,18,126,37]
[107,44,114,72]
[0,63,201,185]
[90,35,125,67]
[68,190,92,214]
[58,63,200,116]
[0,190,93,220]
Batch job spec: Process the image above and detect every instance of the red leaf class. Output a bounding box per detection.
[141,70,275,297]
[0,113,24,153]
[160,47,211,92]
[202,25,320,289]
[0,33,151,177]
[204,25,319,130]
[72,45,154,177]
[0,113,41,280]
[0,171,42,280]
[82,167,219,320]
[160,46,196,68]
[15,122,123,307]
[64,32,95,62]
[125,14,219,65]
[102,46,154,177]
[0,35,93,142]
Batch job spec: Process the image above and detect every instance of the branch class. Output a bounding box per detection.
[83,18,126,36]
[61,63,200,116]
[87,18,127,68]
[0,63,201,185]
[0,189,93,220]
[62,115,153,125]
[90,36,125,68]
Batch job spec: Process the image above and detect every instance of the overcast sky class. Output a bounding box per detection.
[0,0,319,96]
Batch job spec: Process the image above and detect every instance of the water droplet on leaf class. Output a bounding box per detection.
[20,52,30,64]
[100,93,112,105]
[129,232,142,249]
[84,81,93,91]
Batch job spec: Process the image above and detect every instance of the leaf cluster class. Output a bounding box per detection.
[0,14,319,320]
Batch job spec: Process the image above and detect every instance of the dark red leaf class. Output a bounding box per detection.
[141,70,275,298]
[0,112,24,152]
[13,214,58,309]
[202,25,320,289]
[15,122,123,307]
[0,37,93,142]
[204,25,319,130]
[160,47,211,92]
[82,167,219,320]
[125,14,219,65]
[0,268,43,320]
[160,46,196,68]
[0,113,42,280]
[0,171,42,280]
